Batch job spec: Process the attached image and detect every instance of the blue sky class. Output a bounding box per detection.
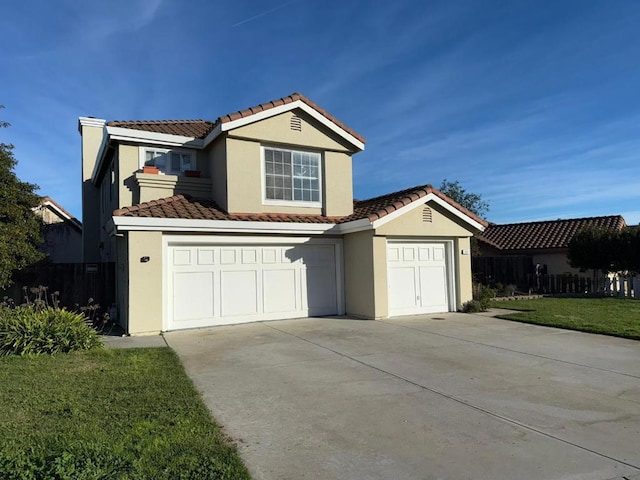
[1,0,639,224]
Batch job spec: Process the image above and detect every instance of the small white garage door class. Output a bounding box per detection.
[387,241,451,316]
[166,240,340,330]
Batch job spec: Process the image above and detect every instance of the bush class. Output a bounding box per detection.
[465,283,497,313]
[0,306,102,356]
[462,299,484,313]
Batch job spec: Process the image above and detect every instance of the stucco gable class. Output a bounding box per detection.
[227,109,356,153]
[375,199,480,237]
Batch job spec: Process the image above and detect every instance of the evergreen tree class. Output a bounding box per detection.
[0,107,44,288]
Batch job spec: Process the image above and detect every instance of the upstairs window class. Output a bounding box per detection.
[141,147,194,175]
[264,147,321,205]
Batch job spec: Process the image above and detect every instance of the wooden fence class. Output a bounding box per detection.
[3,262,116,312]
[473,256,638,297]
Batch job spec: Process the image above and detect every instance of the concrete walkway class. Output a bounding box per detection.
[165,313,640,480]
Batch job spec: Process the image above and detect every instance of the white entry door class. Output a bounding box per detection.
[166,239,340,330]
[387,241,451,316]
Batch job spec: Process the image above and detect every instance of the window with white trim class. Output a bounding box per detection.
[264,147,321,204]
[141,147,195,175]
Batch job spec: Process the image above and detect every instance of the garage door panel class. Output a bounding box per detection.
[419,266,448,310]
[173,271,214,322]
[197,248,215,265]
[173,248,192,266]
[305,265,336,315]
[263,269,298,313]
[221,270,258,317]
[388,267,418,310]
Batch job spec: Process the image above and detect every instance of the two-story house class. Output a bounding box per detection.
[79,93,486,335]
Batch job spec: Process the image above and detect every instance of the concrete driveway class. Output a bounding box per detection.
[165,312,640,480]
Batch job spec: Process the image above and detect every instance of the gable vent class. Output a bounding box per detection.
[422,206,433,223]
[290,114,302,132]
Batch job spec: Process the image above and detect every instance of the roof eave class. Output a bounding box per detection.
[110,216,342,235]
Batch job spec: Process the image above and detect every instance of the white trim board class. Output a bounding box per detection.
[110,216,342,235]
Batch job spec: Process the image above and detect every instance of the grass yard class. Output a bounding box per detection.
[489,297,640,340]
[0,347,251,480]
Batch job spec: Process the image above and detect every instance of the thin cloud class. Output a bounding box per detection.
[232,1,298,28]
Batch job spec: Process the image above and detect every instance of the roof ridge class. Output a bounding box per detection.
[486,214,625,228]
[108,119,212,125]
[355,184,433,205]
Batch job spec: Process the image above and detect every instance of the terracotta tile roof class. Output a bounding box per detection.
[106,120,215,139]
[345,184,488,226]
[113,184,487,229]
[105,92,365,144]
[476,215,627,251]
[113,195,339,223]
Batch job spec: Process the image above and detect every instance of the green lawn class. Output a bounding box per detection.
[0,347,251,480]
[489,297,640,340]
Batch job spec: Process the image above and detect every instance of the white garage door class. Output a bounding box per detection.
[387,241,451,316]
[166,240,340,330]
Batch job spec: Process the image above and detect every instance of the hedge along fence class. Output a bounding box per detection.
[1,283,105,356]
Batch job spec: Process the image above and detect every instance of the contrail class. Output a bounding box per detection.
[232,0,298,27]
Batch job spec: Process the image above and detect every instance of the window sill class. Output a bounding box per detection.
[262,199,322,209]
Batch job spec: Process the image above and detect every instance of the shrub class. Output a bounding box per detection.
[462,300,484,313]
[466,283,497,312]
[0,306,102,356]
[503,284,517,297]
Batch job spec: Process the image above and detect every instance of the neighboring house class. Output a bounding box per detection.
[79,93,486,335]
[474,215,627,289]
[32,197,83,263]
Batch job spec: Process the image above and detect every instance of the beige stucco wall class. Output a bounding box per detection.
[456,237,473,307]
[209,138,228,210]
[80,125,104,262]
[343,230,376,318]
[532,252,578,275]
[126,231,163,335]
[375,201,476,237]
[343,231,389,319]
[225,137,262,213]
[115,235,129,330]
[118,144,139,207]
[230,110,353,153]
[324,151,353,217]
[371,235,389,317]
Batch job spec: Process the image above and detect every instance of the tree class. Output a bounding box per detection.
[567,227,616,273]
[439,179,489,218]
[0,106,44,289]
